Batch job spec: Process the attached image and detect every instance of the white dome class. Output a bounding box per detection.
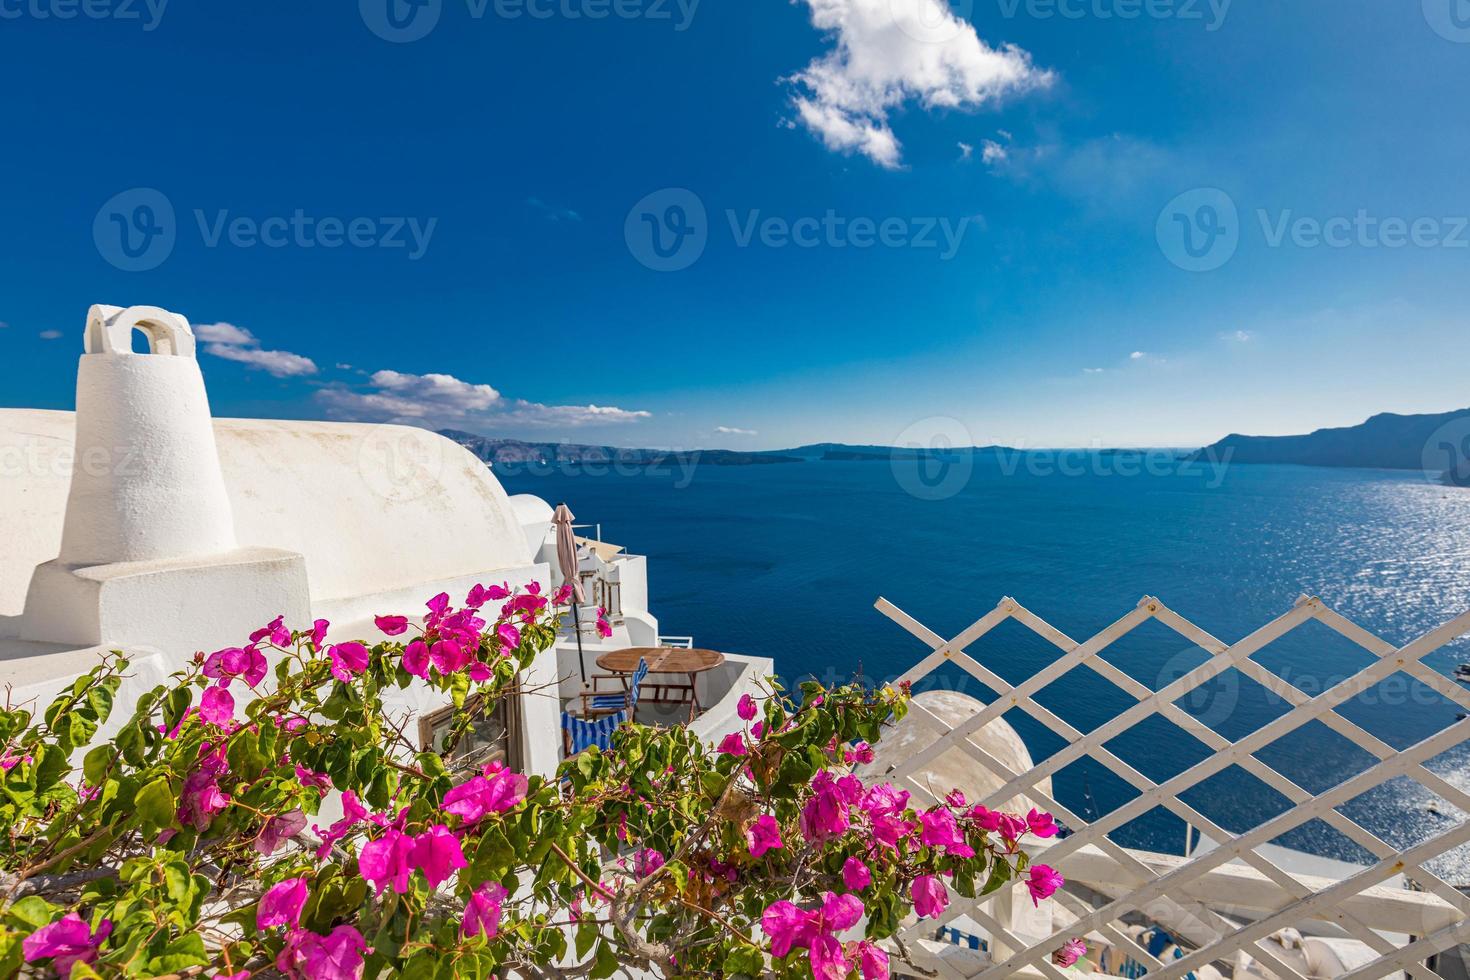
[0,411,535,625]
[856,690,1053,815]
[509,494,554,526]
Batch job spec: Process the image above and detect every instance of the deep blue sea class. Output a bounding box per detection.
[501,457,1470,875]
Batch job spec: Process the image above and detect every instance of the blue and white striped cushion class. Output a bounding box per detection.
[588,658,650,713]
[562,709,628,754]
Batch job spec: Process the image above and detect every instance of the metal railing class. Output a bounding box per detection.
[875,594,1470,980]
[657,635,695,649]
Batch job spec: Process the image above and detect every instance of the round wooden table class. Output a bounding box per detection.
[594,647,727,722]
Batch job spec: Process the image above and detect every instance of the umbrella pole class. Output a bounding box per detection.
[571,602,587,686]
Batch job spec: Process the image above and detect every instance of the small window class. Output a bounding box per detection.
[419,689,521,776]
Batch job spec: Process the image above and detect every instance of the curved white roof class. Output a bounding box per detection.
[0,410,534,624]
[509,493,554,526]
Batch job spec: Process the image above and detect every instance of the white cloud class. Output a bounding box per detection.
[788,0,1052,168]
[981,139,1008,164]
[207,345,318,378]
[715,426,758,436]
[194,321,319,379]
[1083,367,1105,374]
[39,329,62,340]
[317,369,651,430]
[1130,351,1147,360]
[1221,329,1254,343]
[957,142,974,161]
[194,321,257,346]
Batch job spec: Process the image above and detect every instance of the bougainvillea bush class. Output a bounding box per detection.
[0,583,1065,979]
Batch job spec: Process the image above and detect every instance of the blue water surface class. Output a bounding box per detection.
[500,457,1470,872]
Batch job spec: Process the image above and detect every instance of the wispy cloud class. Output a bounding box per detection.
[194,322,319,378]
[957,142,974,162]
[787,0,1052,169]
[715,425,758,436]
[527,197,582,223]
[316,369,652,430]
[1220,329,1254,343]
[39,329,62,340]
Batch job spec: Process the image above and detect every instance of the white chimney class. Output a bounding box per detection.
[57,305,238,564]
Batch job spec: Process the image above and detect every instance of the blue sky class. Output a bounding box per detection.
[2,0,1468,449]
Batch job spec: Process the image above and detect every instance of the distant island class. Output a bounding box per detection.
[445,407,1470,485]
[1189,407,1470,479]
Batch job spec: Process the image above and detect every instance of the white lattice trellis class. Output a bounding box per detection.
[873,594,1470,980]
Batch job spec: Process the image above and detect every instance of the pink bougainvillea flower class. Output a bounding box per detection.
[199,685,236,727]
[552,583,574,605]
[358,827,415,896]
[801,771,851,842]
[761,901,813,958]
[328,642,370,683]
[213,972,250,980]
[411,825,468,889]
[854,940,890,980]
[258,877,309,930]
[295,764,331,792]
[967,804,1003,832]
[429,639,469,676]
[468,661,493,682]
[633,848,665,878]
[717,731,748,757]
[374,614,409,636]
[737,693,757,721]
[911,875,950,919]
[179,769,231,830]
[746,814,783,857]
[1026,808,1059,839]
[1027,864,1065,906]
[851,741,876,765]
[442,766,528,824]
[22,913,112,976]
[203,645,269,689]
[997,812,1029,844]
[761,892,864,979]
[250,615,293,648]
[255,809,308,856]
[1053,938,1087,967]
[944,789,967,808]
[918,807,975,857]
[310,618,330,650]
[462,882,509,939]
[596,616,613,639]
[276,925,370,980]
[401,639,430,679]
[842,857,871,891]
[425,592,451,623]
[315,791,369,859]
[496,622,521,651]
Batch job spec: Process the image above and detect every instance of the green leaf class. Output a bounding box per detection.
[136,776,176,832]
[724,945,766,978]
[144,932,209,973]
[3,896,55,930]
[590,939,619,980]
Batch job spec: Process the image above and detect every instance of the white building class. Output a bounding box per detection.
[0,304,767,781]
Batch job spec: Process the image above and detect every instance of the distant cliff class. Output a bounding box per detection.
[1191,408,1470,473]
[440,431,803,467]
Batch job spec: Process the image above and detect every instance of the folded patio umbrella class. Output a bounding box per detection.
[553,503,588,686]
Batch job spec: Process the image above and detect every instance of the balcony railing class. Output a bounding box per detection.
[874,594,1470,980]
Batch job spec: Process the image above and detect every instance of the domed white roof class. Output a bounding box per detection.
[509,494,554,526]
[0,410,535,624]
